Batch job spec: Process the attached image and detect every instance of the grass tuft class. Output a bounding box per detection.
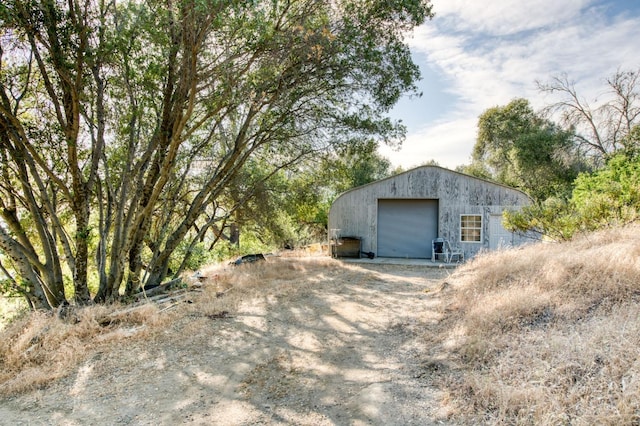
[0,302,167,396]
[429,224,640,425]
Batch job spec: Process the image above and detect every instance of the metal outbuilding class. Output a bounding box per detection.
[328,165,531,260]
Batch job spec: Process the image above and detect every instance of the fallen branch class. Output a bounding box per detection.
[159,302,182,313]
[152,293,192,305]
[96,304,154,327]
[142,288,189,303]
[94,278,201,325]
[134,277,183,300]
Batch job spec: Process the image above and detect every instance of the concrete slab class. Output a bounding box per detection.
[337,257,459,268]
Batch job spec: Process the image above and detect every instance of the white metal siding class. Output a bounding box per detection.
[489,214,514,249]
[327,166,532,259]
[377,199,438,258]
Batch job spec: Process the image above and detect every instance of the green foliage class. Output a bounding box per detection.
[0,278,18,298]
[503,198,579,242]
[572,153,640,229]
[471,98,585,202]
[218,138,394,252]
[0,0,434,307]
[208,236,274,264]
[477,75,640,241]
[505,153,640,240]
[0,294,27,329]
[324,140,393,194]
[170,241,215,273]
[621,125,640,153]
[217,159,322,250]
[456,162,492,180]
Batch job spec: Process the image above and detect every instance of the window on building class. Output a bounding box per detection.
[460,214,482,242]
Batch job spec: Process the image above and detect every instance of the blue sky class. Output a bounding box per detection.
[382,0,640,170]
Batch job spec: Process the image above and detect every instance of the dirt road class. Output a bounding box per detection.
[0,260,452,425]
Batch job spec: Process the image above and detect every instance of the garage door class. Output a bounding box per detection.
[377,199,438,258]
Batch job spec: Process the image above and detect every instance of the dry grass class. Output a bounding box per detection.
[429,224,640,425]
[0,302,168,396]
[4,230,640,425]
[189,256,345,315]
[0,256,351,397]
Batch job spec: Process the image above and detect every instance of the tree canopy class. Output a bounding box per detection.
[504,149,640,241]
[0,0,434,309]
[467,77,640,240]
[465,98,584,202]
[494,69,640,240]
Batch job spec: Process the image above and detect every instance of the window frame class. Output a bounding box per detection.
[460,214,483,243]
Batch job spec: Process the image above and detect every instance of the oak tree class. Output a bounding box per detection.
[0,0,434,308]
[468,98,584,202]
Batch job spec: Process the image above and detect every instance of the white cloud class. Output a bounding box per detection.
[390,0,640,169]
[431,0,594,36]
[379,117,477,170]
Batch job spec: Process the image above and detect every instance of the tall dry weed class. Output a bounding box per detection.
[0,302,166,396]
[432,224,640,424]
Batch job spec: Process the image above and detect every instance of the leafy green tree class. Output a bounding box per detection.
[215,142,394,253]
[503,198,579,242]
[468,98,585,202]
[0,0,434,308]
[237,162,330,250]
[571,153,640,230]
[499,69,640,241]
[324,140,392,194]
[0,0,111,308]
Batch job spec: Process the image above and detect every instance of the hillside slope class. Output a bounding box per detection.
[425,224,640,424]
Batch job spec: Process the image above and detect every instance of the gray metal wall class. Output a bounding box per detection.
[328,165,531,259]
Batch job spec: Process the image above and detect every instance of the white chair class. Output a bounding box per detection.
[444,239,464,263]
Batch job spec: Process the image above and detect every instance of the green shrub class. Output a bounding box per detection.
[505,153,640,240]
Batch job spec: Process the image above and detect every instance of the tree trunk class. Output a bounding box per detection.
[230,223,240,246]
[125,238,145,295]
[73,203,93,304]
[0,228,51,309]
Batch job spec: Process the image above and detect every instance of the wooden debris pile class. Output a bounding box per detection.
[131,272,212,312]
